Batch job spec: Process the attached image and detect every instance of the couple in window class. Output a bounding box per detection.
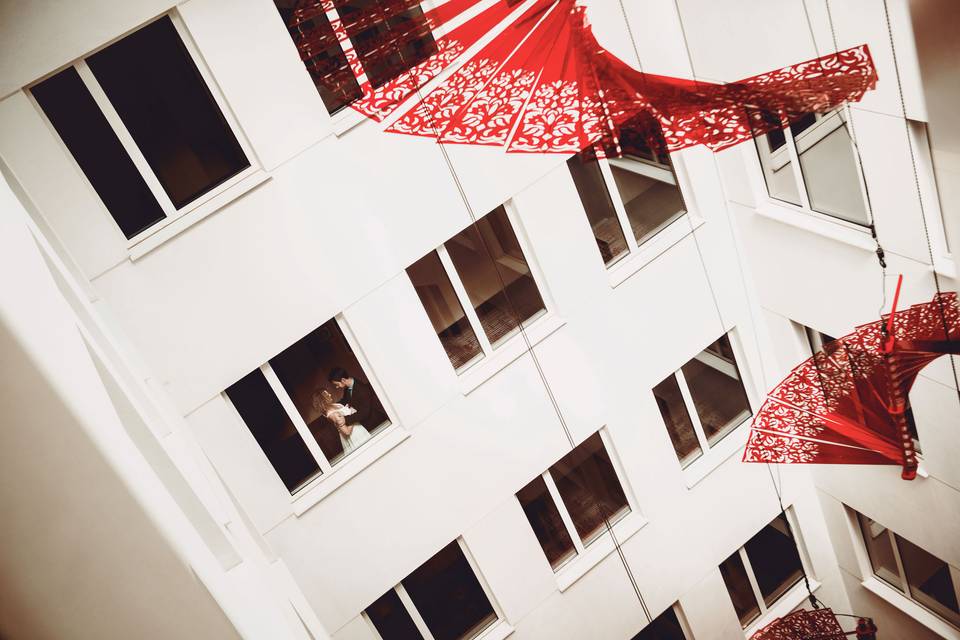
[314,367,376,456]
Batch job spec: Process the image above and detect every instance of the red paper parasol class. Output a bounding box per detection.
[749,608,847,640]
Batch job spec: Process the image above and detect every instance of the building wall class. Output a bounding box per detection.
[0,0,956,639]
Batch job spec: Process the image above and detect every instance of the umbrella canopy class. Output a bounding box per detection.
[749,608,847,640]
[743,292,960,480]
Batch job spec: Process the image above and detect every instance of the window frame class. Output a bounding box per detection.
[631,603,695,640]
[656,330,757,479]
[851,509,960,630]
[746,106,873,234]
[223,314,405,509]
[26,11,260,251]
[362,537,513,640]
[423,200,557,377]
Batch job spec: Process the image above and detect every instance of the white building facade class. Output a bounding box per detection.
[1,1,958,639]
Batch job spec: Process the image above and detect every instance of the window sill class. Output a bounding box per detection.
[556,511,648,592]
[743,579,821,637]
[330,106,367,137]
[291,426,409,516]
[460,314,567,395]
[128,170,271,260]
[608,214,705,289]
[682,418,752,489]
[861,577,960,639]
[474,619,514,640]
[753,200,875,254]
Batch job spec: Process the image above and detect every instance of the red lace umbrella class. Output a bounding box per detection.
[353,0,881,155]
[743,287,960,480]
[749,608,847,640]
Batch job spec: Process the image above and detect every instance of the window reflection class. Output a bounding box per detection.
[719,551,760,626]
[744,514,804,607]
[609,160,686,245]
[681,335,752,445]
[652,375,702,467]
[517,476,577,569]
[567,154,629,266]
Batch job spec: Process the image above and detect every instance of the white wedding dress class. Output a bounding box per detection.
[328,404,372,456]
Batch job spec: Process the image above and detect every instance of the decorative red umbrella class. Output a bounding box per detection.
[743,283,960,480]
[749,608,847,640]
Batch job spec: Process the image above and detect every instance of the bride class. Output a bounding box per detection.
[314,389,372,457]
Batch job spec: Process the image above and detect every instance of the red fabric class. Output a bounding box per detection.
[743,293,960,478]
[750,608,846,640]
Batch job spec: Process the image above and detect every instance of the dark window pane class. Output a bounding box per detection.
[896,535,960,622]
[366,589,423,640]
[87,17,249,209]
[632,607,686,640]
[403,542,497,640]
[550,433,629,545]
[269,319,388,466]
[274,1,362,113]
[653,375,702,467]
[567,154,628,266]
[609,161,686,245]
[857,513,903,589]
[789,112,817,138]
[743,514,804,607]
[681,335,751,445]
[31,67,165,239]
[750,109,802,206]
[407,251,483,370]
[719,551,760,627]
[445,206,546,348]
[517,476,577,569]
[226,370,320,492]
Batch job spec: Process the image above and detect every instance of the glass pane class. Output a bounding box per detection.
[403,542,497,640]
[795,110,870,226]
[896,535,960,623]
[752,110,802,206]
[856,513,903,589]
[445,206,546,348]
[31,67,166,239]
[743,514,804,607]
[366,589,423,640]
[652,375,702,467]
[269,319,389,466]
[87,17,249,209]
[719,551,760,627]
[550,433,630,545]
[226,370,320,493]
[609,162,686,245]
[567,154,629,266]
[274,1,363,113]
[631,607,686,640]
[516,476,577,570]
[407,251,483,370]
[681,335,752,446]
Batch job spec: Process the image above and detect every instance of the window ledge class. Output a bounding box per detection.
[753,200,875,254]
[291,426,409,516]
[460,314,566,395]
[556,511,649,592]
[331,106,368,137]
[743,579,822,638]
[682,419,751,489]
[608,214,705,289]
[128,170,271,260]
[861,577,960,639]
[474,619,515,640]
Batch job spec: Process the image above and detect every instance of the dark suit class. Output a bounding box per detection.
[341,378,387,429]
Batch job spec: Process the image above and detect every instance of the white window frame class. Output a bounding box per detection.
[734,509,818,634]
[27,11,261,253]
[849,508,960,632]
[633,603,695,640]
[745,106,873,235]
[362,538,513,640]
[660,331,757,481]
[520,429,647,591]
[223,314,406,511]
[429,200,558,377]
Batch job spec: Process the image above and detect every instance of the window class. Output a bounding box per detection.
[652,334,752,468]
[274,0,436,114]
[631,606,690,640]
[408,205,547,372]
[719,513,805,627]
[753,109,869,226]
[226,317,390,493]
[568,120,687,267]
[517,432,631,570]
[365,540,500,640]
[32,16,250,240]
[856,511,960,627]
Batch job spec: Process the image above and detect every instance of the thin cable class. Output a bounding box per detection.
[765,463,823,609]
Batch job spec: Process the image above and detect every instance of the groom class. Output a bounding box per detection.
[328,367,387,429]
